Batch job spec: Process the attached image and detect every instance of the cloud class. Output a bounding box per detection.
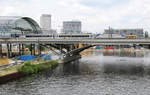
[0,0,150,33]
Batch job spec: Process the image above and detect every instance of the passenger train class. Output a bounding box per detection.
[10,34,94,39]
[1,34,137,39]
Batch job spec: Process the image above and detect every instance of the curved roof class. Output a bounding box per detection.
[0,16,42,34]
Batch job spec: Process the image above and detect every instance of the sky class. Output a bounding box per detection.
[0,0,150,33]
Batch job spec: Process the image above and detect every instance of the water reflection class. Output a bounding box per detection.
[62,61,80,74]
[103,50,145,57]
[1,49,150,95]
[59,49,150,75]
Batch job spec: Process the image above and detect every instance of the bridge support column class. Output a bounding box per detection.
[148,45,150,49]
[66,46,70,52]
[22,44,24,55]
[30,44,35,56]
[19,44,21,56]
[65,45,73,52]
[38,44,42,55]
[9,44,12,58]
[60,45,63,54]
[30,44,33,55]
[7,44,11,58]
[0,44,2,57]
[33,44,35,56]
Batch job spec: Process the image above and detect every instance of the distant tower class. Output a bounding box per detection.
[40,14,51,31]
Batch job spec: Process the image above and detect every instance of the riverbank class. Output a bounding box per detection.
[0,60,59,84]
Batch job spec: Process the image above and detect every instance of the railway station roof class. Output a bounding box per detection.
[0,16,42,36]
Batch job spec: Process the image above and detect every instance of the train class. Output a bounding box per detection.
[95,35,137,39]
[3,34,137,39]
[10,34,94,39]
[125,35,137,39]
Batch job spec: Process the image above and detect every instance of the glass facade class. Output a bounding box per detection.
[0,16,41,37]
[63,21,81,34]
[104,29,144,38]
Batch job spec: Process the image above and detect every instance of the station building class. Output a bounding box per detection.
[0,16,42,37]
[104,28,144,38]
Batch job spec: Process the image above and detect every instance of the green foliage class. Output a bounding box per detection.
[17,61,58,75]
[49,60,59,69]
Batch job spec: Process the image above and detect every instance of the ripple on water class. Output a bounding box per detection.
[1,50,150,95]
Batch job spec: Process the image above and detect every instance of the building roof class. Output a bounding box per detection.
[104,28,143,30]
[0,16,42,34]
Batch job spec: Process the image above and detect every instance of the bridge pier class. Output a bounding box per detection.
[148,45,150,49]
[7,44,9,58]
[7,43,12,58]
[65,44,75,52]
[30,44,35,56]
[60,45,63,54]
[19,44,21,56]
[10,44,12,58]
[22,44,24,55]
[0,44,2,57]
[61,54,81,63]
[38,44,42,55]
[30,44,32,55]
[33,44,35,56]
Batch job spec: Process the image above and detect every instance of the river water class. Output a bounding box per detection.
[1,50,150,95]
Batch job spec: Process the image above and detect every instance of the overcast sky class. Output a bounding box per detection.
[0,0,150,33]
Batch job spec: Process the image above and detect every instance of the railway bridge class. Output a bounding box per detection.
[0,38,150,63]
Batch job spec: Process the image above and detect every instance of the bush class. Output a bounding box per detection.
[17,62,35,75]
[50,60,58,69]
[17,61,58,75]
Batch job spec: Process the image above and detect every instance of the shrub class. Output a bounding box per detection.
[17,61,58,75]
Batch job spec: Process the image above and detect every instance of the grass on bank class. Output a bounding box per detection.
[0,58,9,66]
[0,66,20,77]
[17,60,58,75]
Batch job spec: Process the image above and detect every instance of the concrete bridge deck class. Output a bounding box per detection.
[0,38,150,45]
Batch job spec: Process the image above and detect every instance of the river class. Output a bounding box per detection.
[1,49,150,95]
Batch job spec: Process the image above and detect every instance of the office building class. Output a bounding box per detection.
[62,21,81,34]
[40,14,51,30]
[40,14,56,34]
[104,28,144,38]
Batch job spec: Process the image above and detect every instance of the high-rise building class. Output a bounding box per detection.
[40,14,51,30]
[40,14,56,34]
[62,21,81,34]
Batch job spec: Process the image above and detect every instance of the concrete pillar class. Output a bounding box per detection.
[22,44,24,55]
[0,44,2,57]
[148,45,150,49]
[30,44,36,56]
[9,44,12,58]
[39,44,42,55]
[7,44,10,58]
[70,45,74,50]
[30,44,33,55]
[65,45,72,52]
[19,44,21,56]
[60,45,63,54]
[33,44,35,56]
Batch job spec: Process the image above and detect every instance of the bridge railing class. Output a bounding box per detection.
[0,38,150,45]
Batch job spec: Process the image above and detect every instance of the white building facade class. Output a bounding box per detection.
[62,21,81,34]
[40,14,56,34]
[40,14,51,30]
